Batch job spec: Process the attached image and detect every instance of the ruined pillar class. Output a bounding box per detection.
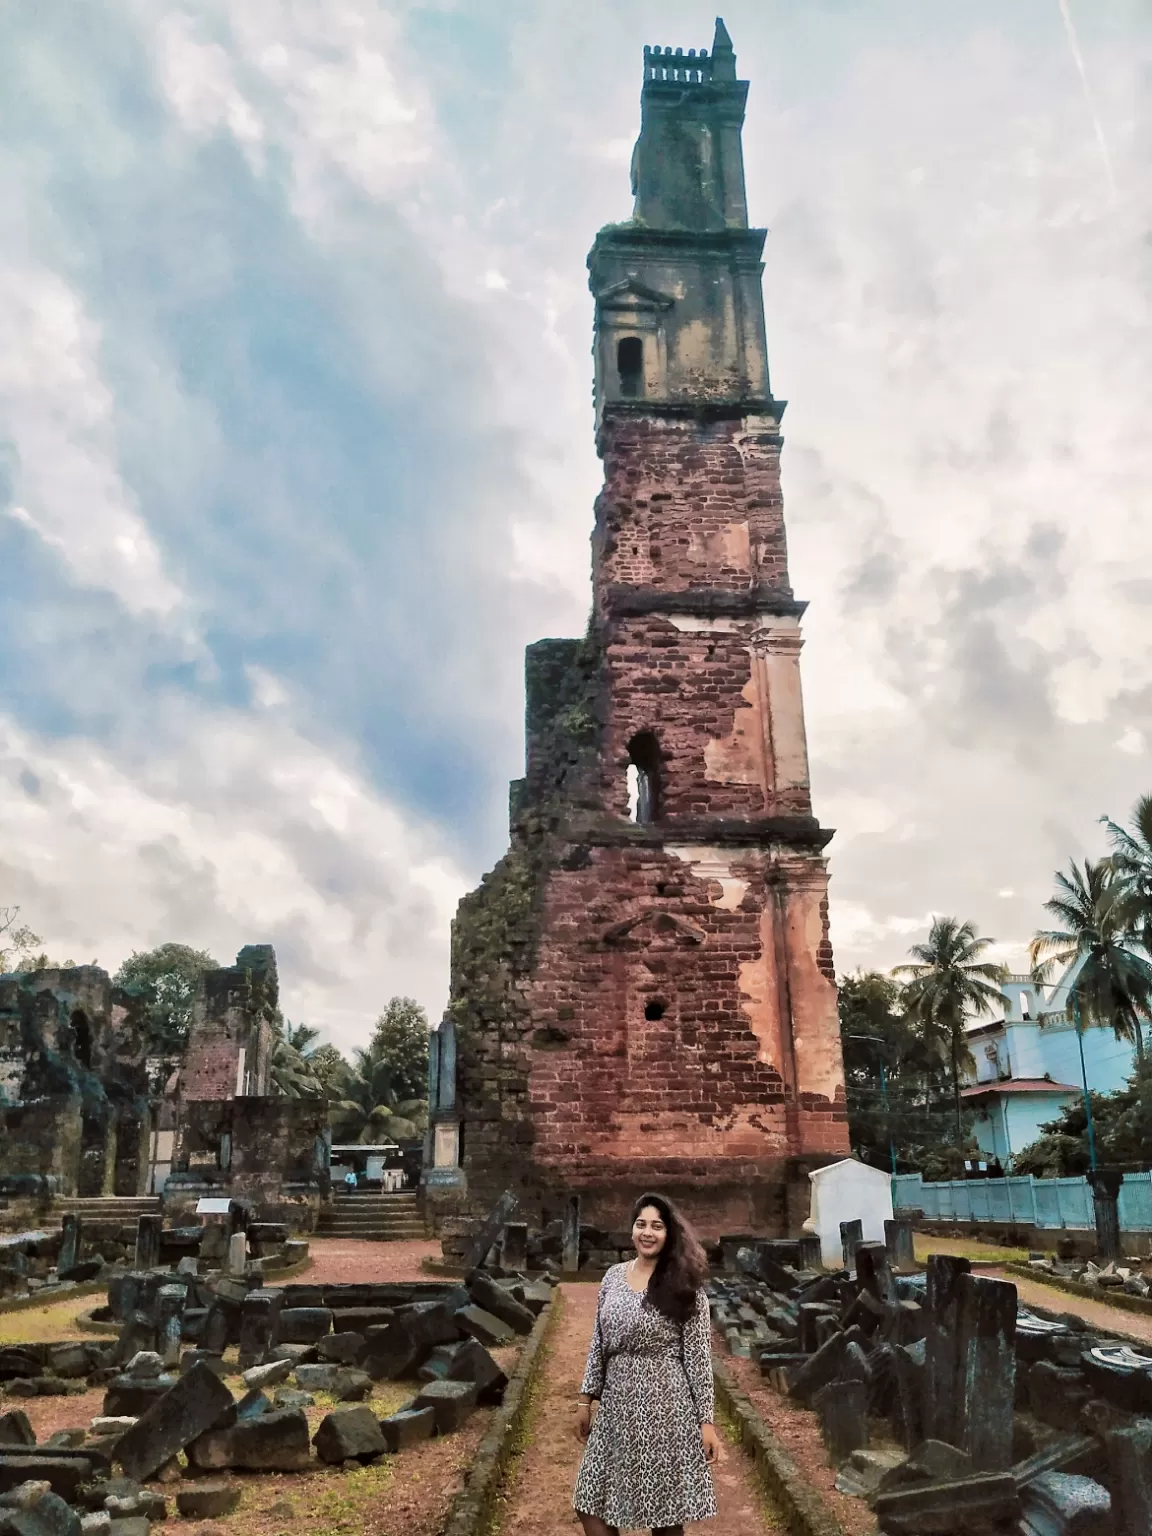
[923,1253,971,1446]
[840,1219,863,1274]
[135,1214,162,1271]
[155,1283,186,1368]
[955,1272,1017,1471]
[501,1222,529,1271]
[562,1195,581,1273]
[885,1217,917,1272]
[1088,1169,1123,1264]
[59,1214,83,1277]
[226,1232,247,1277]
[238,1290,283,1370]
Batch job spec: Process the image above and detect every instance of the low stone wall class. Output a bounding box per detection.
[915,1218,1152,1260]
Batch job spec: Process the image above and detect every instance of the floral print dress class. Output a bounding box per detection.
[573,1263,717,1529]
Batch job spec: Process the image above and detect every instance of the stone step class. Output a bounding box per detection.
[316,1221,427,1238]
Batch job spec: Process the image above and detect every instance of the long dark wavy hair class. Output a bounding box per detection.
[632,1192,708,1325]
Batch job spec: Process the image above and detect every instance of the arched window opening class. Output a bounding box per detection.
[70,1009,92,1070]
[626,730,662,824]
[644,999,667,1022]
[617,336,643,398]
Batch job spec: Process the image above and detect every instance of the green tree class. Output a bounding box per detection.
[1029,858,1152,1062]
[0,908,43,972]
[330,997,430,1143]
[839,970,977,1175]
[895,917,1008,1141]
[114,943,218,1072]
[307,1043,351,1099]
[1014,1058,1152,1175]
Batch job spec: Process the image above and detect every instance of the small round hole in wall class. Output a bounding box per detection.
[644,1000,667,1021]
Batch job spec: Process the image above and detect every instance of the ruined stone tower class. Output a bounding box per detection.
[446,21,849,1237]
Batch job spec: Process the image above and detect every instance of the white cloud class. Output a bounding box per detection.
[0,269,184,616]
[0,698,467,1047]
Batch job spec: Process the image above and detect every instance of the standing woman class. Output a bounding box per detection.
[573,1193,720,1535]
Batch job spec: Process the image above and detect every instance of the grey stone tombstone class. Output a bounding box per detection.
[955,1272,1017,1472]
[923,1253,971,1446]
[462,1190,518,1273]
[135,1214,162,1271]
[1087,1169,1123,1264]
[840,1219,864,1274]
[796,1234,823,1271]
[885,1217,916,1272]
[1019,1471,1112,1536]
[156,1284,186,1368]
[1105,1420,1152,1536]
[812,1378,868,1464]
[856,1241,898,1304]
[58,1214,82,1276]
[437,1019,457,1114]
[562,1195,581,1273]
[500,1222,529,1272]
[239,1290,283,1371]
[226,1232,248,1277]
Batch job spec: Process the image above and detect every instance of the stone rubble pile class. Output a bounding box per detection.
[1024,1255,1152,1299]
[0,1246,550,1535]
[711,1228,1152,1535]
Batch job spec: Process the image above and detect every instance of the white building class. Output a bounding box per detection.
[961,961,1142,1165]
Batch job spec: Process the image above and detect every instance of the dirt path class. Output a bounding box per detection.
[497,1284,785,1536]
[298,1236,441,1285]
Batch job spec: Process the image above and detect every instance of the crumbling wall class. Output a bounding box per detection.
[0,966,151,1198]
[181,945,277,1101]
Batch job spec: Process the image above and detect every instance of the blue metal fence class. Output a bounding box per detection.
[892,1170,1152,1230]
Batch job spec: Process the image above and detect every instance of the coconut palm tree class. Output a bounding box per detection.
[1102,793,1152,954]
[1029,858,1152,1063]
[895,916,1009,1139]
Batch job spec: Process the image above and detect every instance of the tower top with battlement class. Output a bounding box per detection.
[632,19,749,233]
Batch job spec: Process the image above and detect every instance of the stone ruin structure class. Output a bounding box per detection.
[0,944,328,1227]
[166,946,329,1226]
[445,21,849,1236]
[0,965,150,1199]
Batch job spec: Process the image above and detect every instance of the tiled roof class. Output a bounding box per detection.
[960,1078,1079,1098]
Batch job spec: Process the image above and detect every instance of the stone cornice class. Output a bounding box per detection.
[601,585,807,620]
[557,813,834,851]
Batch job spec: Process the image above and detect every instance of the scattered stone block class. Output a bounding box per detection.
[86,1422,134,1443]
[43,1433,84,1451]
[329,1310,392,1335]
[1019,1471,1111,1536]
[179,1352,226,1379]
[877,1439,974,1494]
[362,1303,460,1380]
[175,1484,240,1520]
[293,1365,370,1401]
[101,1378,177,1419]
[238,1292,283,1371]
[241,1359,292,1391]
[114,1360,237,1482]
[4,1488,82,1536]
[512,1281,551,1316]
[855,1243,898,1304]
[378,1408,435,1453]
[812,1379,867,1464]
[187,1407,311,1472]
[1105,1421,1152,1536]
[80,1515,110,1536]
[464,1273,534,1335]
[313,1407,386,1465]
[271,1390,313,1411]
[234,1391,270,1421]
[412,1380,477,1435]
[454,1307,513,1351]
[125,1354,162,1381]
[275,1309,332,1346]
[1081,1344,1152,1415]
[834,1447,907,1499]
[1028,1361,1092,1433]
[0,1460,94,1502]
[0,1414,35,1448]
[47,1347,91,1381]
[872,1471,1020,1533]
[104,1491,165,1521]
[106,1517,149,1536]
[315,1334,364,1365]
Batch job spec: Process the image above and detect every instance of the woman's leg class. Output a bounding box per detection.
[577,1518,617,1536]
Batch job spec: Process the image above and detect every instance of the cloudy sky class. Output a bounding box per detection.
[1,0,1150,1050]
